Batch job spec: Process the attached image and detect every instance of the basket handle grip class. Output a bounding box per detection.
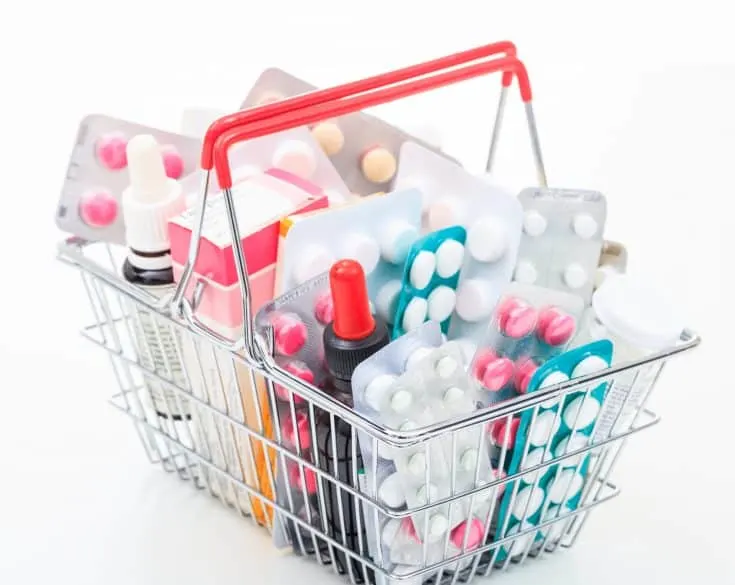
[199,40,517,170]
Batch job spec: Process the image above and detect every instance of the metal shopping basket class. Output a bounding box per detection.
[56,42,701,585]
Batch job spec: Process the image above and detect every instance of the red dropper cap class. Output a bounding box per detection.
[330,259,376,341]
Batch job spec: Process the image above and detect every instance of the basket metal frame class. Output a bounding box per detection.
[56,41,702,585]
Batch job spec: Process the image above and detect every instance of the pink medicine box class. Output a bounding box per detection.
[169,168,329,332]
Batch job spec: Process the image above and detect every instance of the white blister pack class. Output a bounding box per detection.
[240,68,460,197]
[352,322,500,570]
[56,114,201,245]
[276,188,423,309]
[514,187,607,306]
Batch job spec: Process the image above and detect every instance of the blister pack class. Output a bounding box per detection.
[392,226,468,339]
[391,143,523,348]
[469,283,584,407]
[56,114,201,245]
[275,189,423,321]
[514,187,607,306]
[351,322,503,571]
[490,340,613,563]
[240,68,460,197]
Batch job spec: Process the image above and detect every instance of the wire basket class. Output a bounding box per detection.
[57,42,701,585]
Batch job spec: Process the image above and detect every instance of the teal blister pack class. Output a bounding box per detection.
[391,226,467,339]
[490,340,614,563]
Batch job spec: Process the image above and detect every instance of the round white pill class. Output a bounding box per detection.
[427,514,450,540]
[467,216,508,262]
[377,473,406,508]
[407,452,427,475]
[563,263,588,289]
[572,213,598,239]
[562,394,601,430]
[272,139,317,179]
[571,355,610,378]
[343,233,380,275]
[554,433,590,468]
[364,374,398,412]
[405,346,433,370]
[538,370,570,409]
[540,505,567,542]
[504,522,537,557]
[402,298,428,332]
[529,410,562,447]
[436,355,459,379]
[375,280,402,325]
[547,469,584,505]
[455,279,492,322]
[390,388,413,414]
[459,448,478,471]
[409,251,436,290]
[416,483,439,505]
[381,518,403,547]
[443,386,465,405]
[512,485,545,520]
[294,246,334,285]
[435,239,465,278]
[427,285,456,322]
[523,210,547,237]
[381,221,419,265]
[514,260,538,284]
[521,447,552,483]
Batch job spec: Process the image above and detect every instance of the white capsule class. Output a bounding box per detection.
[343,232,380,275]
[378,473,406,509]
[554,433,591,468]
[514,260,538,284]
[511,485,545,520]
[537,370,570,409]
[402,298,428,332]
[443,386,465,405]
[563,263,588,289]
[436,355,459,378]
[435,239,465,278]
[364,374,398,412]
[546,469,584,505]
[381,518,403,547]
[406,452,427,475]
[459,448,479,472]
[427,514,450,540]
[562,394,601,430]
[405,346,433,370]
[415,483,439,506]
[409,251,436,290]
[375,280,402,325]
[390,388,413,414]
[455,278,492,322]
[528,410,562,447]
[381,220,419,264]
[572,213,598,239]
[427,285,456,322]
[571,355,610,378]
[467,216,508,262]
[523,210,547,236]
[521,447,552,483]
[504,522,538,558]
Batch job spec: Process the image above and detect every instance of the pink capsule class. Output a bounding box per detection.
[313,290,334,325]
[95,132,128,170]
[514,358,539,394]
[482,356,514,392]
[161,145,185,179]
[497,297,538,338]
[287,461,318,495]
[272,313,307,356]
[275,361,314,404]
[79,189,118,227]
[489,417,520,449]
[282,411,311,450]
[472,348,498,381]
[450,517,485,550]
[536,306,576,346]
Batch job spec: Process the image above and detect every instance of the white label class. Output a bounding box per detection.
[594,365,655,441]
[174,174,301,246]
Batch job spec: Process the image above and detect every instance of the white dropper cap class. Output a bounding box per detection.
[121,134,185,256]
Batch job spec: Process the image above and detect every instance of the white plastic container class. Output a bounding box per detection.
[576,274,684,440]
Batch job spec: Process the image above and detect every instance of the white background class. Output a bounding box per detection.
[1,1,733,583]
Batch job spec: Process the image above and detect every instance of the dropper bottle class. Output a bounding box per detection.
[315,259,390,578]
[121,135,190,434]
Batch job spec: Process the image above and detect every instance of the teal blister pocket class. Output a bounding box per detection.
[392,225,467,339]
[490,339,614,563]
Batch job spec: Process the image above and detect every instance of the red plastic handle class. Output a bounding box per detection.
[200,40,517,170]
[212,55,531,189]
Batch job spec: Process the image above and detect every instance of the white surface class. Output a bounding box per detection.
[1,1,734,584]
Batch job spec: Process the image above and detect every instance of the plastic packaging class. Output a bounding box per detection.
[492,340,613,562]
[576,274,685,440]
[514,187,607,306]
[352,322,501,570]
[275,189,423,316]
[56,114,200,245]
[240,68,460,196]
[469,283,584,407]
[392,226,467,339]
[594,240,628,291]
